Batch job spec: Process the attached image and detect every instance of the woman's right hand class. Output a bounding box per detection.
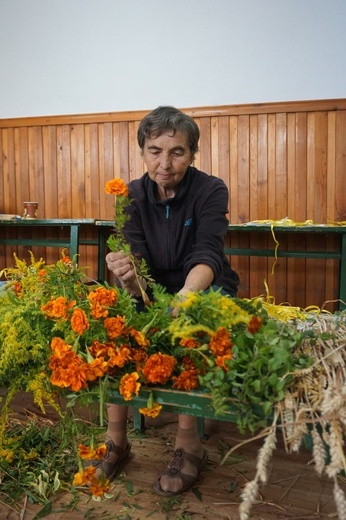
[106,251,146,296]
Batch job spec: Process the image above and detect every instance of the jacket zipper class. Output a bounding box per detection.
[165,204,174,268]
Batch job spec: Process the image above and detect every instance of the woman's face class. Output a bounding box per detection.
[142,130,194,199]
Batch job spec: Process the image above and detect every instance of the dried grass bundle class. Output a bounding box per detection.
[237,309,346,520]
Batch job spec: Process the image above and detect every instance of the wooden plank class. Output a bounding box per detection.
[2,129,14,213]
[210,116,218,177]
[70,124,85,218]
[229,115,238,224]
[128,120,144,182]
[335,110,346,221]
[306,113,328,306]
[199,117,211,174]
[237,115,250,223]
[192,118,201,170]
[84,123,100,219]
[42,126,58,220]
[56,125,71,218]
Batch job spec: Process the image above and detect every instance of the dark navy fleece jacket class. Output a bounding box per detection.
[123,166,239,296]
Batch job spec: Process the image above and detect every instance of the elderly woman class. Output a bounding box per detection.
[93,106,239,496]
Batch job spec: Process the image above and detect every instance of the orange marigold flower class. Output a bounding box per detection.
[247,315,262,334]
[182,357,198,370]
[41,296,76,319]
[172,369,199,391]
[84,359,108,381]
[38,269,47,278]
[129,328,149,348]
[89,478,111,497]
[89,339,110,358]
[180,337,200,349]
[61,255,72,264]
[105,178,129,196]
[50,362,88,391]
[72,465,96,486]
[104,316,126,339]
[131,348,148,365]
[14,281,22,295]
[71,308,90,335]
[216,353,233,371]
[139,402,162,418]
[78,443,107,460]
[142,353,177,385]
[50,336,71,355]
[87,286,118,318]
[107,344,131,368]
[49,350,79,371]
[119,372,140,401]
[209,327,233,356]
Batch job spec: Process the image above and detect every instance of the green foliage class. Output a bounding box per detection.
[200,317,311,432]
[0,412,84,507]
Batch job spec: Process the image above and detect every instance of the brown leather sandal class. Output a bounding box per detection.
[89,440,131,481]
[153,447,209,496]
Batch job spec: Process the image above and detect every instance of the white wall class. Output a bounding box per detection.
[0,0,345,118]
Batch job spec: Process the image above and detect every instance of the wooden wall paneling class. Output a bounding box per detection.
[129,120,146,182]
[0,129,3,213]
[266,114,279,300]
[15,128,28,217]
[84,123,100,219]
[228,116,243,282]
[324,112,339,309]
[102,122,115,221]
[1,128,13,268]
[42,125,58,220]
[42,125,58,265]
[335,111,346,222]
[237,115,250,223]
[112,121,121,183]
[28,127,44,209]
[267,114,276,218]
[192,118,201,171]
[255,114,270,299]
[2,129,14,213]
[119,121,130,186]
[84,123,101,281]
[57,125,71,218]
[273,113,288,303]
[1,99,346,307]
[103,122,114,188]
[97,123,107,220]
[275,113,288,218]
[217,116,231,188]
[211,116,219,179]
[306,112,327,306]
[236,116,251,297]
[71,124,85,218]
[286,113,307,306]
[249,115,268,301]
[229,116,239,223]
[198,117,211,174]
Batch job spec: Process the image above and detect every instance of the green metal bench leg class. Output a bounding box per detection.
[133,408,145,431]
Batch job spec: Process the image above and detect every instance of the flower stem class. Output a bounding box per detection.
[99,378,104,427]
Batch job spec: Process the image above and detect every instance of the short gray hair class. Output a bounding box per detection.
[137,106,200,154]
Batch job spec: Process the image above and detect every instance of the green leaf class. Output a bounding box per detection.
[32,501,52,519]
[192,486,203,501]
